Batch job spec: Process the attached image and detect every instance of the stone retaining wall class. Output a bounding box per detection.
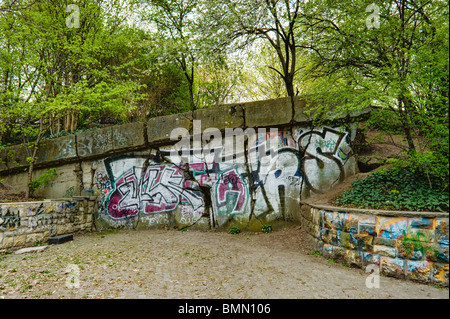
[0,97,371,231]
[300,203,449,286]
[0,198,95,252]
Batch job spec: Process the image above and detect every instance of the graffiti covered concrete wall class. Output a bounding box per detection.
[92,124,358,231]
[0,97,368,231]
[300,204,449,286]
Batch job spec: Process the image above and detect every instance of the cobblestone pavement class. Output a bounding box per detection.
[0,227,448,299]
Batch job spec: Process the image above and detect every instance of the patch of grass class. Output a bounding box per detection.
[310,250,322,256]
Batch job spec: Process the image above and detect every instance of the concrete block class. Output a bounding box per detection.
[361,252,381,266]
[340,231,351,249]
[397,241,425,260]
[353,234,374,252]
[344,249,362,267]
[425,245,449,263]
[342,213,359,234]
[244,97,293,128]
[0,147,9,172]
[430,263,449,286]
[359,223,377,236]
[293,98,312,123]
[406,260,433,283]
[77,127,113,158]
[321,244,335,258]
[14,235,26,247]
[374,237,398,247]
[374,245,397,258]
[408,217,436,230]
[147,112,192,145]
[1,235,14,249]
[381,257,406,278]
[435,218,449,246]
[48,234,73,245]
[35,135,77,165]
[1,143,29,170]
[377,217,408,240]
[193,104,244,131]
[110,122,146,151]
[25,233,45,246]
[322,211,335,229]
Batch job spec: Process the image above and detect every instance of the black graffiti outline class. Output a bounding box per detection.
[0,207,21,230]
[298,127,352,193]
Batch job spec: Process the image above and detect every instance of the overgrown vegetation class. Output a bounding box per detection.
[335,168,449,212]
[28,168,58,197]
[1,0,448,205]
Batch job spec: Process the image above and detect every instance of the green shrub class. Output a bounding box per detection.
[335,167,449,212]
[28,168,57,195]
[261,225,272,233]
[229,226,241,235]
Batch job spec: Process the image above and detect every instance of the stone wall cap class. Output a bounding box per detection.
[304,203,449,218]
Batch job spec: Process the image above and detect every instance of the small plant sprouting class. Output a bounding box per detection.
[229,226,241,235]
[262,225,272,234]
[28,168,57,196]
[310,250,322,256]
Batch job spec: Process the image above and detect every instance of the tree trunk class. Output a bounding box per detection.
[284,73,296,97]
[25,117,44,200]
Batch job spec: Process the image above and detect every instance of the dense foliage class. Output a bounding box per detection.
[0,0,448,203]
[335,168,449,212]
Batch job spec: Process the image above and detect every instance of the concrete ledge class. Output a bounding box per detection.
[193,104,244,131]
[110,122,146,152]
[147,112,192,145]
[0,98,373,175]
[77,126,114,158]
[76,122,146,159]
[305,203,449,218]
[36,135,77,165]
[244,97,293,128]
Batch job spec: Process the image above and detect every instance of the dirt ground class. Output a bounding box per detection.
[0,227,448,299]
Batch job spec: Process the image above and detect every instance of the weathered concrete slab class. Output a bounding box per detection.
[36,135,77,165]
[193,104,244,131]
[14,246,48,255]
[77,126,114,158]
[293,98,314,123]
[147,112,192,145]
[110,122,146,151]
[244,97,293,128]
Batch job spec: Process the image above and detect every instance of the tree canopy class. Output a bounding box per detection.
[0,0,448,197]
